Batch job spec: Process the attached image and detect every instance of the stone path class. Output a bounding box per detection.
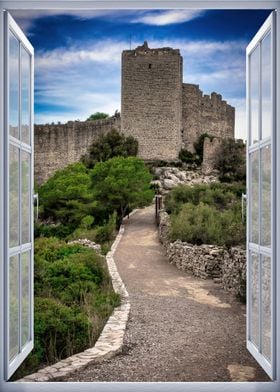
[67,205,269,382]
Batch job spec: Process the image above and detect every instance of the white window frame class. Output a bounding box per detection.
[0,1,279,392]
[4,12,34,380]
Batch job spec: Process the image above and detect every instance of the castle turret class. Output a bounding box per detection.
[121,42,183,160]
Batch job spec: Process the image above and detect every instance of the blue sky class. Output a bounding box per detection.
[11,9,271,139]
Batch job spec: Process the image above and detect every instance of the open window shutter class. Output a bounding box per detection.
[4,12,34,380]
[246,11,276,380]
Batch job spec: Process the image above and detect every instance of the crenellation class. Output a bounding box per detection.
[34,41,235,184]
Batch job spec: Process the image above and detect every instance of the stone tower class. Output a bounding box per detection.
[121,41,183,160]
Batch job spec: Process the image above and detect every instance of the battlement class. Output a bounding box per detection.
[182,83,235,152]
[34,42,235,184]
[122,41,181,58]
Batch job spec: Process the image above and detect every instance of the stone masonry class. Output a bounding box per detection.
[34,41,235,184]
[35,116,121,185]
[182,84,235,152]
[121,41,183,160]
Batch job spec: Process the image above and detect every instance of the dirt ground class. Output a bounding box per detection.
[67,205,269,382]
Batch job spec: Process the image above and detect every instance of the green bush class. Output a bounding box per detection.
[179,149,200,165]
[13,237,120,379]
[86,112,109,121]
[193,133,214,164]
[82,129,138,168]
[169,202,245,247]
[165,182,245,215]
[95,211,117,243]
[215,138,246,183]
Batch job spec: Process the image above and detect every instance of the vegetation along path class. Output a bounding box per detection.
[67,205,269,382]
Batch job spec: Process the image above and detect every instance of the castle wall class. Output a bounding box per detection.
[34,116,121,185]
[182,83,235,152]
[201,137,222,174]
[121,43,182,161]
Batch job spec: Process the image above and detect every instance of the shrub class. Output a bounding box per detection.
[13,237,120,379]
[179,149,200,165]
[165,182,245,215]
[215,138,246,183]
[82,129,138,168]
[95,211,117,243]
[86,112,109,121]
[169,202,245,247]
[193,133,214,164]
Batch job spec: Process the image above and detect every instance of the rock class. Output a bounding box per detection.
[158,211,246,300]
[69,239,102,252]
[163,179,177,190]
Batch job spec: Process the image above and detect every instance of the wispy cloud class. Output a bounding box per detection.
[10,10,124,33]
[34,37,246,136]
[131,10,204,26]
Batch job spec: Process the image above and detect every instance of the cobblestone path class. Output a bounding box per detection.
[67,205,269,382]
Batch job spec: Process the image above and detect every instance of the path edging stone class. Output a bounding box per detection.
[18,211,137,382]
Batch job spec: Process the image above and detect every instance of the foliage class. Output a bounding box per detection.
[82,129,139,168]
[86,112,109,121]
[178,149,200,165]
[193,133,214,164]
[215,138,246,183]
[166,183,246,247]
[91,157,154,221]
[165,182,246,215]
[95,211,117,243]
[169,202,245,247]
[38,162,95,228]
[13,237,120,379]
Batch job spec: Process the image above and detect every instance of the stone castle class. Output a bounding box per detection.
[35,42,235,184]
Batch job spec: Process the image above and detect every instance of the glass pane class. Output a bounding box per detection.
[21,48,31,145]
[261,145,271,247]
[21,252,30,348]
[9,145,20,247]
[250,150,259,244]
[9,31,19,139]
[250,45,260,145]
[262,255,271,362]
[261,33,271,140]
[251,252,259,346]
[22,151,31,244]
[9,255,19,361]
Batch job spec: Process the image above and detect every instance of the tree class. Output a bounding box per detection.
[86,112,109,121]
[91,157,154,221]
[38,163,95,227]
[82,129,138,168]
[215,138,246,183]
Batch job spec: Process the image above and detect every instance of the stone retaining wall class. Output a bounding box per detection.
[159,211,246,299]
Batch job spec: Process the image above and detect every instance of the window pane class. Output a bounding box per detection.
[21,151,31,244]
[9,31,19,139]
[261,33,271,140]
[21,48,31,145]
[9,145,20,247]
[21,252,30,348]
[9,255,19,361]
[262,255,271,363]
[250,150,259,244]
[251,252,259,346]
[250,45,260,145]
[261,145,271,247]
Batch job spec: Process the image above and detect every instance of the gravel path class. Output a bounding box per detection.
[67,205,269,382]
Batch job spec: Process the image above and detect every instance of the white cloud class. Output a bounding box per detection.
[35,39,127,69]
[10,10,121,33]
[132,10,204,26]
[33,36,246,136]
